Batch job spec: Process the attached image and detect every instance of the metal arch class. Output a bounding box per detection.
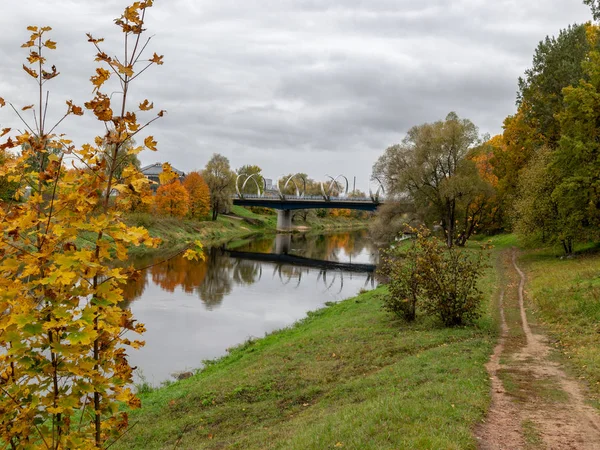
[320,174,349,201]
[276,173,307,200]
[369,176,385,202]
[235,173,264,199]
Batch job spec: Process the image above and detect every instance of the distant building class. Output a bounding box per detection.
[140,162,185,186]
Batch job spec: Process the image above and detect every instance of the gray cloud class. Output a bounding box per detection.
[0,0,593,191]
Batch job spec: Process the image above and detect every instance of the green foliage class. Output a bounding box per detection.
[236,164,264,195]
[378,229,489,326]
[377,242,420,321]
[373,112,491,247]
[584,0,600,20]
[203,153,235,221]
[416,232,490,326]
[513,148,561,246]
[517,23,594,147]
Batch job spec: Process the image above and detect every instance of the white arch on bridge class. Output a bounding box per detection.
[320,174,349,201]
[276,173,307,200]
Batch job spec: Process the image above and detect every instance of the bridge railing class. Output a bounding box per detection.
[232,194,380,203]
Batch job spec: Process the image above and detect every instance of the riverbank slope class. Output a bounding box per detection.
[115,239,504,449]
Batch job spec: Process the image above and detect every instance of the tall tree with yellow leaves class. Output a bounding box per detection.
[183,171,211,219]
[0,4,201,448]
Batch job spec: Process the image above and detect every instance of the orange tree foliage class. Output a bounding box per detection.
[183,171,210,218]
[155,179,190,217]
[0,4,201,449]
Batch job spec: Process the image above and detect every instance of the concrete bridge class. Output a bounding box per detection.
[234,173,385,231]
[233,195,380,230]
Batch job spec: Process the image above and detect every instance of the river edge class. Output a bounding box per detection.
[124,206,371,258]
[114,240,503,449]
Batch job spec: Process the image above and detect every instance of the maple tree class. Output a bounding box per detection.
[0,3,200,449]
[155,179,190,218]
[183,171,210,219]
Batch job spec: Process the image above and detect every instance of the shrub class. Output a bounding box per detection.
[416,230,489,326]
[377,228,489,326]
[376,242,421,321]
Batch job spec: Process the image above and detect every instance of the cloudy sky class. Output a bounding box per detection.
[0,0,593,192]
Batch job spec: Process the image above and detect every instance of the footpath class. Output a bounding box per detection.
[477,249,600,449]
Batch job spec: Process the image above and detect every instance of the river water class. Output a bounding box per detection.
[123,229,378,384]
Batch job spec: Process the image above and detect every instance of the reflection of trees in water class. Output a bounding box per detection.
[233,259,262,286]
[121,273,148,304]
[150,256,208,294]
[196,247,233,310]
[123,230,377,307]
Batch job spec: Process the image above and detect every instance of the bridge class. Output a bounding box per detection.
[233,173,385,231]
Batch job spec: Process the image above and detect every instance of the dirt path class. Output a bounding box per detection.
[477,249,600,449]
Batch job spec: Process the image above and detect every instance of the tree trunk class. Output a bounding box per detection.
[446,199,455,248]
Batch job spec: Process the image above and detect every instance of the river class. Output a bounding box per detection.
[123,229,379,384]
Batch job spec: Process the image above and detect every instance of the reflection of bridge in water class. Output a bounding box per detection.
[224,232,376,293]
[228,252,376,293]
[226,250,375,273]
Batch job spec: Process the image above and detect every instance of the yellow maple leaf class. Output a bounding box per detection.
[144,135,157,151]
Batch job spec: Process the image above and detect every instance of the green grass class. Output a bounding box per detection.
[116,258,499,449]
[518,242,600,405]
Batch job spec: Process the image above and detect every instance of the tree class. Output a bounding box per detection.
[155,180,190,217]
[584,0,600,20]
[373,112,483,247]
[203,153,235,221]
[183,171,210,218]
[0,6,201,448]
[551,28,600,250]
[517,23,595,148]
[513,148,562,247]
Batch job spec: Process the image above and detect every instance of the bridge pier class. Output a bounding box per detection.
[274,234,292,254]
[276,209,293,232]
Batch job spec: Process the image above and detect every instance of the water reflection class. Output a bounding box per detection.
[124,230,378,383]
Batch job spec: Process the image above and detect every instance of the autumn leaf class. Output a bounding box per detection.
[22,65,38,79]
[139,99,153,111]
[44,39,57,49]
[66,100,83,116]
[0,97,5,107]
[90,67,110,90]
[1,128,10,137]
[21,105,34,111]
[144,135,157,151]
[26,25,38,32]
[86,33,104,44]
[149,52,164,65]
[157,109,165,117]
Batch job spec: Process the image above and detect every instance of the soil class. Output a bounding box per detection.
[476,249,600,449]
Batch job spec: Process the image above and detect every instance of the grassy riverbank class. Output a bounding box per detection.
[518,242,600,407]
[114,241,507,449]
[123,206,369,257]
